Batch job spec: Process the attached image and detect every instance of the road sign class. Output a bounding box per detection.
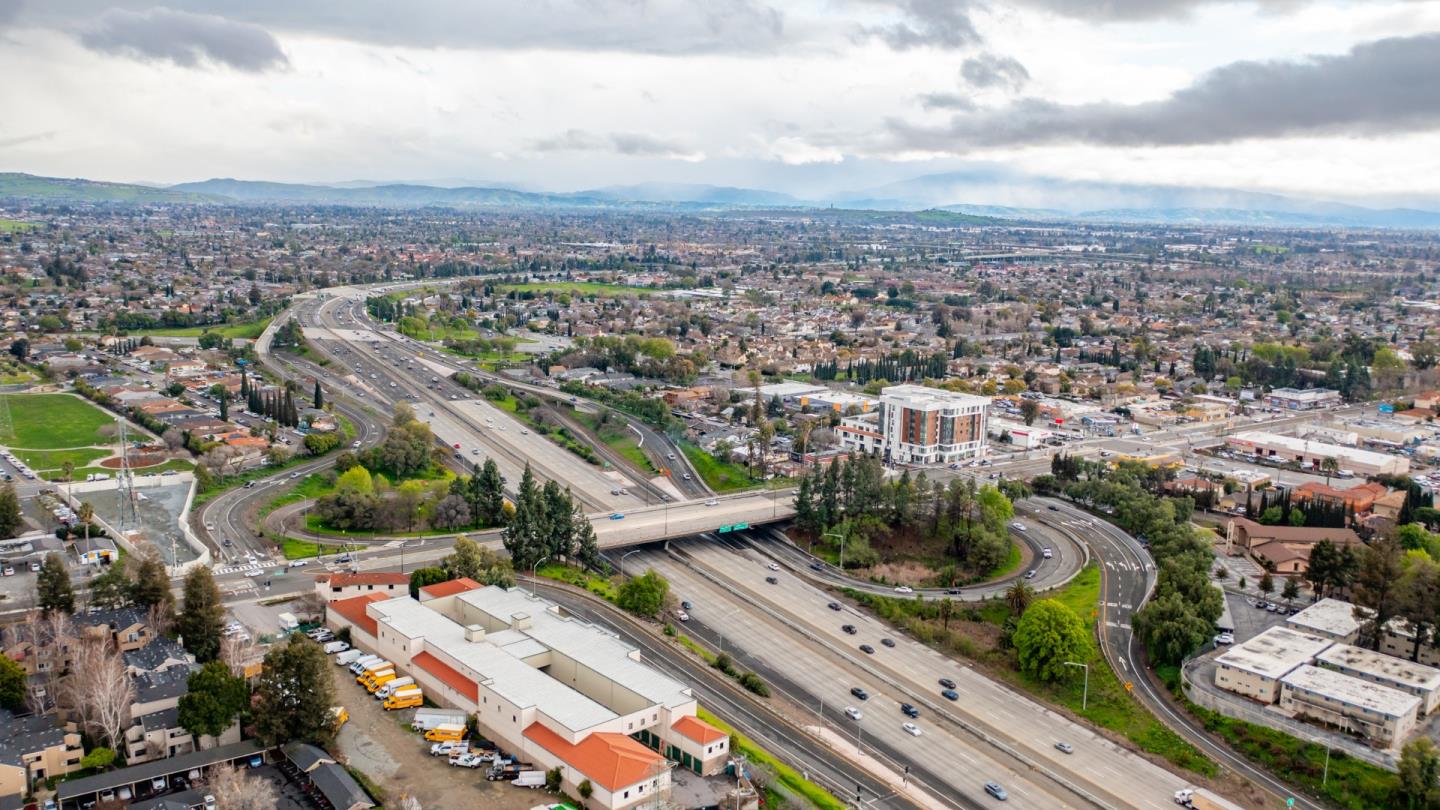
[732,522,749,531]
[718,525,733,533]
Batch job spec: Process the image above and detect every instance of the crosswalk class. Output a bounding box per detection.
[214,560,273,576]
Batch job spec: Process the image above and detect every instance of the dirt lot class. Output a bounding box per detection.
[333,673,550,810]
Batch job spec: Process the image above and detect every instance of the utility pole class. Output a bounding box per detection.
[1064,661,1089,711]
[824,531,845,569]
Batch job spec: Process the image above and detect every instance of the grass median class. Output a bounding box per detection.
[696,707,847,810]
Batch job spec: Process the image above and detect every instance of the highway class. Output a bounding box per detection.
[631,537,1193,809]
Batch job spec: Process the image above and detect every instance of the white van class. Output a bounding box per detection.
[349,655,383,675]
[323,641,351,655]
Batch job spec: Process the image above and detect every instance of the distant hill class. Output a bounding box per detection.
[169,178,603,208]
[579,182,802,206]
[0,173,220,203]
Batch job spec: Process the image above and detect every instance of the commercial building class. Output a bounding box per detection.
[1213,626,1335,703]
[1285,598,1368,644]
[1315,644,1440,715]
[1266,388,1343,411]
[837,384,988,466]
[1225,431,1409,477]
[313,572,411,603]
[1279,665,1419,747]
[1225,519,1362,577]
[325,581,731,809]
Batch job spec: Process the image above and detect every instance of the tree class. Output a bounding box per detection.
[178,567,225,662]
[178,661,250,744]
[1281,577,1300,607]
[1354,535,1405,651]
[432,494,471,531]
[617,570,669,618]
[1399,558,1440,662]
[37,552,74,614]
[254,635,336,747]
[0,483,22,539]
[1258,571,1274,599]
[442,536,513,587]
[88,563,132,610]
[77,501,95,547]
[408,566,450,599]
[205,762,280,810]
[313,379,324,410]
[130,547,174,616]
[1399,737,1440,810]
[1004,580,1034,616]
[1373,347,1409,392]
[0,654,26,709]
[60,636,133,749]
[1134,592,1213,665]
[578,780,593,802]
[471,459,506,526]
[1012,600,1087,682]
[1320,456,1340,487]
[79,747,116,771]
[1019,398,1040,426]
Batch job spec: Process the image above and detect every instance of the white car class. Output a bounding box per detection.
[894,586,914,594]
[244,570,262,578]
[767,563,780,571]
[902,722,922,737]
[1010,522,1027,531]
[705,499,719,507]
[1214,633,1235,645]
[844,707,863,721]
[289,560,309,568]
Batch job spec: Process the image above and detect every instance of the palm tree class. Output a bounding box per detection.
[77,502,95,553]
[1005,580,1035,616]
[1320,456,1340,487]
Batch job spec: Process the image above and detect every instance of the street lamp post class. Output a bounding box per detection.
[531,555,551,598]
[823,532,845,570]
[620,549,642,579]
[1064,661,1089,711]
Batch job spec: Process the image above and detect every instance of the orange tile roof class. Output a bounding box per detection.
[328,593,388,637]
[316,572,410,587]
[523,723,665,792]
[419,577,482,598]
[671,715,727,745]
[412,651,478,702]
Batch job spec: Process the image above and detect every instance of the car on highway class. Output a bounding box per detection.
[849,687,868,701]
[900,703,919,718]
[683,473,692,480]
[675,611,690,622]
[1047,505,1059,511]
[767,562,780,571]
[609,513,625,520]
[894,585,913,594]
[765,576,778,585]
[859,644,874,654]
[984,781,1008,801]
[1042,547,1053,559]
[844,707,862,720]
[902,722,922,737]
[939,677,957,689]
[243,481,256,489]
[841,624,856,634]
[880,638,895,648]
[828,602,842,611]
[1054,742,1074,754]
[1024,570,1037,579]
[1011,522,1026,531]
[681,600,693,610]
[288,560,309,568]
[705,499,718,506]
[941,689,959,701]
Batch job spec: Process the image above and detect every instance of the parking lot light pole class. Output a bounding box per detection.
[531,554,551,598]
[1064,661,1089,711]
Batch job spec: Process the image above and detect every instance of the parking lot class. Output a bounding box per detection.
[332,665,545,810]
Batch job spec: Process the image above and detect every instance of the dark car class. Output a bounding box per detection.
[850,687,869,701]
[939,677,957,689]
[880,638,895,648]
[765,576,778,585]
[1047,505,1058,511]
[842,624,857,634]
[810,562,825,571]
[859,644,875,654]
[946,588,962,595]
[681,601,693,610]
[941,689,959,701]
[900,703,920,718]
[828,602,843,611]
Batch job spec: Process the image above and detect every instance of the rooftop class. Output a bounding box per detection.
[1229,431,1401,467]
[880,383,988,409]
[1215,626,1334,680]
[1315,644,1440,693]
[523,722,665,792]
[1285,598,1370,640]
[1282,664,1421,719]
[418,577,483,598]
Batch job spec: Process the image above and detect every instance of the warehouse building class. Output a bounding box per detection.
[325,582,730,808]
[1279,665,1420,748]
[1225,431,1409,477]
[1214,626,1335,703]
[1314,644,1440,715]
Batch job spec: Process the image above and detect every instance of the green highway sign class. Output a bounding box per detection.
[717,525,732,533]
[733,523,749,531]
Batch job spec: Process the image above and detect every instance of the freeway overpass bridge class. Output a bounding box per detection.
[592,489,796,549]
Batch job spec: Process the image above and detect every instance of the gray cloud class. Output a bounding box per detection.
[0,0,22,26]
[80,8,288,72]
[40,1,788,56]
[0,130,53,149]
[1007,0,1306,22]
[918,92,976,111]
[862,0,981,49]
[532,130,703,160]
[960,53,1029,91]
[887,33,1440,152]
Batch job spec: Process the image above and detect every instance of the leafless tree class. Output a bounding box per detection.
[219,633,261,677]
[13,609,72,714]
[203,762,279,810]
[397,795,421,810]
[60,636,133,749]
[161,428,186,452]
[201,445,246,478]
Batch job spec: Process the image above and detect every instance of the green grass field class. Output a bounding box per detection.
[572,411,654,474]
[13,447,110,471]
[500,281,650,297]
[680,443,757,492]
[0,393,115,448]
[0,219,38,233]
[537,562,619,602]
[134,317,272,339]
[282,537,363,561]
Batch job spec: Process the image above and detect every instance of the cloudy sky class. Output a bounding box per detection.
[2,0,1440,204]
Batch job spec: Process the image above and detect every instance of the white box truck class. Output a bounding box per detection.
[411,708,469,732]
[349,655,383,675]
[335,649,364,667]
[512,771,546,789]
[278,612,299,633]
[375,677,414,700]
